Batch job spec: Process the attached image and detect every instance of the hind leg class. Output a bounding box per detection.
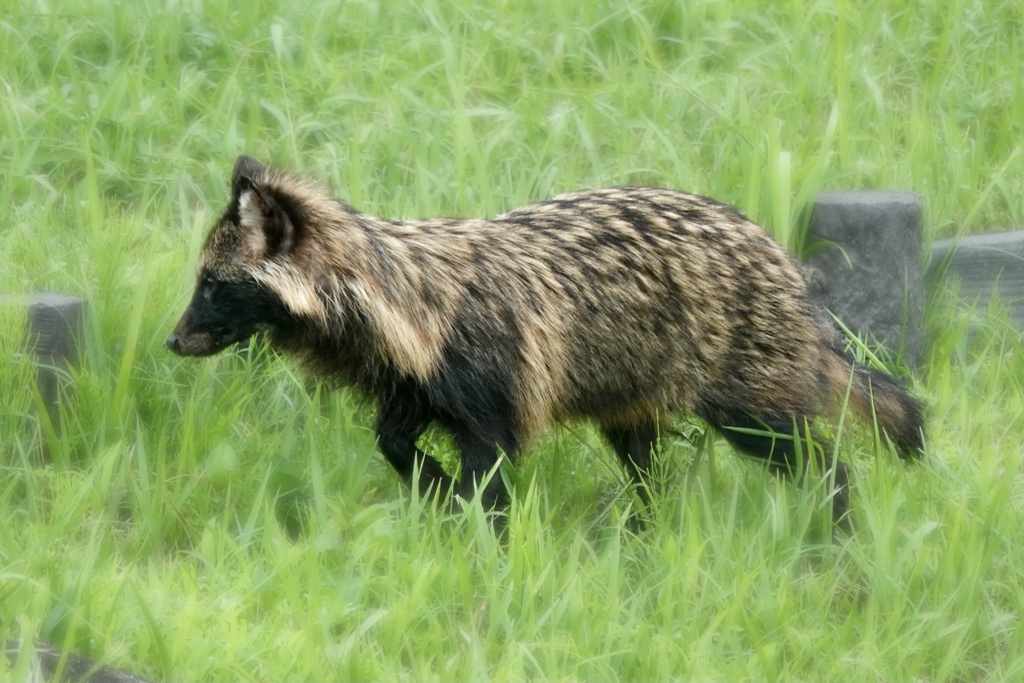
[699,405,851,530]
[600,421,661,509]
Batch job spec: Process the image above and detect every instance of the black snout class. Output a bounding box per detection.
[166,275,283,357]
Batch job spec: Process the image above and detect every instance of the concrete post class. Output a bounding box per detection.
[2,293,87,456]
[928,231,1024,329]
[805,191,924,367]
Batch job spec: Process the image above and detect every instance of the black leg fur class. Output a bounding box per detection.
[600,421,660,508]
[446,417,518,510]
[424,326,523,512]
[376,378,451,497]
[699,405,851,530]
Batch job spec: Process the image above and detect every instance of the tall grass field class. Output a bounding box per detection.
[2,0,1024,680]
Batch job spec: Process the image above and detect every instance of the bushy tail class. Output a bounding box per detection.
[825,352,925,458]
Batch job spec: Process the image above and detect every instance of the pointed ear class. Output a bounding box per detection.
[231,155,266,197]
[236,184,300,258]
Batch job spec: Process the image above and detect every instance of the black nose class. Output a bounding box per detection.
[166,333,181,353]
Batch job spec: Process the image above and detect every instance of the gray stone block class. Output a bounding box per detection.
[928,230,1024,328]
[5,639,156,683]
[1,293,86,453]
[25,293,87,411]
[805,191,924,367]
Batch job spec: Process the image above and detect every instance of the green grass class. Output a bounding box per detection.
[2,0,1024,680]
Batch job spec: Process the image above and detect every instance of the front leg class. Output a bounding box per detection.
[449,420,519,511]
[376,380,451,497]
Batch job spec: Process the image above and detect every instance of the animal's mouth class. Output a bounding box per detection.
[165,327,242,357]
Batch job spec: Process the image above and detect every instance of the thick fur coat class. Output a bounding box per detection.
[168,156,924,526]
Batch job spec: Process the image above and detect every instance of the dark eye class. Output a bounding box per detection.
[201,276,219,301]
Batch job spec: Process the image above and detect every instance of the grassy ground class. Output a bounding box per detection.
[2,0,1023,680]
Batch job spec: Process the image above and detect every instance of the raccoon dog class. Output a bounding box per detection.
[167,156,924,527]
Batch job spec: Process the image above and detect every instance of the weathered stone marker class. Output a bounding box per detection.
[26,293,87,415]
[805,191,925,367]
[928,231,1024,329]
[5,640,156,683]
[2,293,86,454]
